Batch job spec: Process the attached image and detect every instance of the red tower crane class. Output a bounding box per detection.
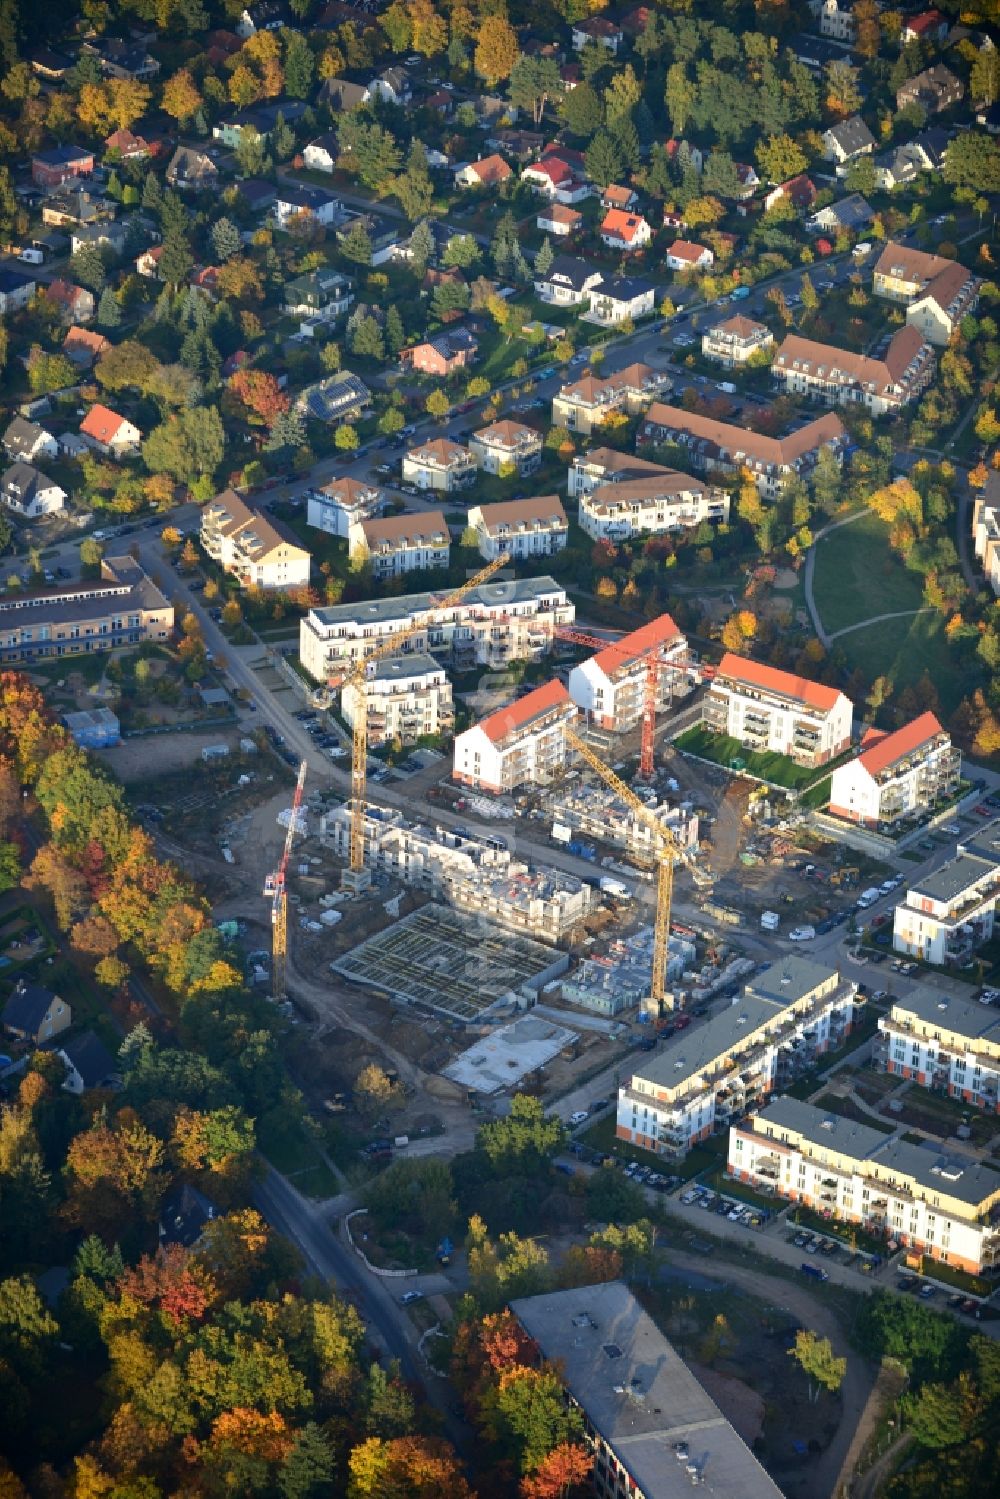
[555,625,684,778]
[263,758,307,999]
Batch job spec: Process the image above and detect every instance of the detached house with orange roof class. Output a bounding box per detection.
[348,511,451,579]
[706,654,853,767]
[454,154,512,190]
[665,239,713,271]
[62,326,110,369]
[600,208,653,252]
[537,202,582,237]
[45,278,94,323]
[453,679,577,794]
[568,614,691,734]
[79,404,141,459]
[829,713,960,829]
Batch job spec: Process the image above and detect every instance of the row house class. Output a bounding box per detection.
[307,476,382,540]
[872,242,981,345]
[706,654,853,767]
[468,496,568,562]
[348,511,450,580]
[0,557,173,666]
[893,820,1000,967]
[829,712,960,829]
[640,405,846,498]
[401,437,476,493]
[567,446,675,500]
[552,361,669,436]
[453,679,577,794]
[578,468,730,542]
[299,577,574,682]
[618,959,861,1156]
[772,325,935,416]
[201,489,310,591]
[469,419,541,476]
[973,471,1000,595]
[730,1095,1000,1277]
[701,314,775,368]
[568,613,690,734]
[876,990,1000,1116]
[341,652,453,748]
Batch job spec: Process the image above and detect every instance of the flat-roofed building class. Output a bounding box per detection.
[510,1282,785,1499]
[829,712,959,828]
[702,314,774,368]
[299,577,574,681]
[0,556,173,665]
[579,468,729,541]
[341,652,453,747]
[348,511,450,578]
[876,989,1000,1115]
[773,326,935,415]
[618,959,861,1156]
[201,489,310,591]
[973,472,1000,595]
[706,653,853,767]
[569,613,690,733]
[730,1095,1000,1276]
[892,820,1000,967]
[468,495,568,561]
[641,405,845,498]
[453,679,576,793]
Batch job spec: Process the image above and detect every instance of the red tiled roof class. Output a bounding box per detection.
[592,613,683,676]
[601,208,649,243]
[857,711,944,777]
[716,653,845,711]
[481,678,572,744]
[80,404,127,444]
[465,154,511,185]
[667,239,710,262]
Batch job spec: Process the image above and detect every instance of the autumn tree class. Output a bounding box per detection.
[720,609,758,652]
[348,1435,473,1498]
[756,133,807,184]
[229,369,290,428]
[475,15,519,86]
[118,1243,216,1326]
[789,1329,847,1402]
[521,1443,593,1498]
[162,68,202,123]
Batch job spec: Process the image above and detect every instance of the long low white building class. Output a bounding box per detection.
[299,576,574,681]
[706,654,853,768]
[828,712,960,829]
[730,1095,1000,1278]
[453,679,577,794]
[876,989,1000,1115]
[893,820,1000,966]
[578,467,730,542]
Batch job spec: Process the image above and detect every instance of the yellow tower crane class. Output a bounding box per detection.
[333,552,510,888]
[565,725,708,1014]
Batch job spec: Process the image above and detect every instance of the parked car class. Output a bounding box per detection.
[399,1290,424,1306]
[568,1110,589,1126]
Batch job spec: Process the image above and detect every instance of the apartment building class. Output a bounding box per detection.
[640,405,846,498]
[201,489,310,591]
[348,511,450,579]
[579,468,730,541]
[307,476,382,539]
[873,242,981,345]
[829,712,960,829]
[340,652,453,747]
[706,654,853,767]
[468,496,568,562]
[0,557,173,665]
[773,326,935,416]
[892,820,1000,967]
[896,64,963,116]
[702,315,775,368]
[552,361,669,437]
[618,959,860,1156]
[510,1283,785,1499]
[453,679,577,793]
[299,576,574,681]
[322,802,593,940]
[876,990,1000,1116]
[730,1095,1000,1277]
[468,419,542,477]
[566,447,672,500]
[973,472,1000,594]
[401,437,476,493]
[569,614,690,733]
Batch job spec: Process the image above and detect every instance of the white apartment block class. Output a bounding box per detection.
[299,577,574,681]
[453,679,577,793]
[773,326,935,417]
[567,447,673,500]
[618,959,861,1157]
[641,406,846,500]
[552,362,669,437]
[730,1095,1000,1278]
[892,821,1000,967]
[706,654,853,767]
[200,489,310,591]
[321,803,594,941]
[829,712,960,829]
[468,496,568,562]
[702,315,775,368]
[973,473,1000,595]
[307,476,382,539]
[340,652,453,747]
[401,437,476,493]
[579,469,730,542]
[468,420,542,477]
[876,990,1000,1116]
[569,613,691,733]
[873,241,981,346]
[347,511,450,579]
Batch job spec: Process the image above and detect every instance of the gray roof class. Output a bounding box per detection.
[309,575,566,630]
[3,417,52,458]
[160,1182,217,1247]
[369,652,442,682]
[750,1094,888,1161]
[907,848,999,904]
[542,255,603,292]
[2,981,60,1035]
[59,1031,116,1088]
[167,146,217,183]
[745,956,840,1007]
[817,193,873,228]
[296,371,372,423]
[1,462,59,506]
[825,115,877,157]
[0,555,169,633]
[510,1283,784,1499]
[889,988,1000,1045]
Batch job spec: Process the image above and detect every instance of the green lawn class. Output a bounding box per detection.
[675,724,828,791]
[812,512,924,636]
[834,610,979,720]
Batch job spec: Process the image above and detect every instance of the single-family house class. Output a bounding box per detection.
[104,127,152,161]
[166,147,218,191]
[237,1,291,37]
[534,253,604,305]
[602,184,638,211]
[296,371,372,424]
[303,131,339,174]
[202,489,310,591]
[763,175,817,213]
[902,10,948,43]
[521,147,591,203]
[702,315,775,367]
[371,66,411,106]
[272,184,339,230]
[79,404,142,459]
[57,1032,118,1095]
[586,275,656,325]
[94,38,160,81]
[62,326,110,369]
[0,268,37,316]
[401,438,476,493]
[537,203,582,237]
[600,209,653,252]
[665,239,713,272]
[468,496,568,562]
[454,154,513,190]
[45,279,95,324]
[806,193,874,234]
[733,163,761,200]
[0,462,67,518]
[906,128,951,171]
[3,416,57,464]
[821,115,877,165]
[896,65,963,115]
[30,49,73,82]
[31,145,94,189]
[571,17,622,51]
[469,419,542,476]
[135,245,164,279]
[873,148,919,191]
[348,511,451,579]
[810,0,857,42]
[235,177,277,215]
[284,267,353,323]
[70,221,126,257]
[2,979,71,1043]
[400,327,478,377]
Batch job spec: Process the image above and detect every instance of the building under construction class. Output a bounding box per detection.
[559,927,697,1017]
[321,803,595,941]
[547,776,699,857]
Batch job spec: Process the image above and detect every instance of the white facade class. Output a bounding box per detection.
[0,464,67,518]
[401,439,476,493]
[341,653,453,747]
[702,317,775,368]
[812,0,856,41]
[828,713,960,829]
[307,478,381,539]
[893,822,1000,967]
[568,615,690,733]
[706,654,853,767]
[201,490,310,591]
[618,962,860,1157]
[453,680,576,793]
[579,473,729,541]
[469,421,542,477]
[348,512,450,579]
[973,478,1000,595]
[468,496,568,562]
[877,991,1000,1117]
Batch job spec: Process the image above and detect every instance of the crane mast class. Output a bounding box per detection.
[264,758,307,1000]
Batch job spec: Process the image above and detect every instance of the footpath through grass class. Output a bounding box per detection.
[812,512,924,636]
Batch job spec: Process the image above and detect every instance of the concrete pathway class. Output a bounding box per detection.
[804,510,870,649]
[827,607,939,642]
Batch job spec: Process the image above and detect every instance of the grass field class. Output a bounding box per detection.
[675,724,829,790]
[812,512,924,635]
[834,611,978,719]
